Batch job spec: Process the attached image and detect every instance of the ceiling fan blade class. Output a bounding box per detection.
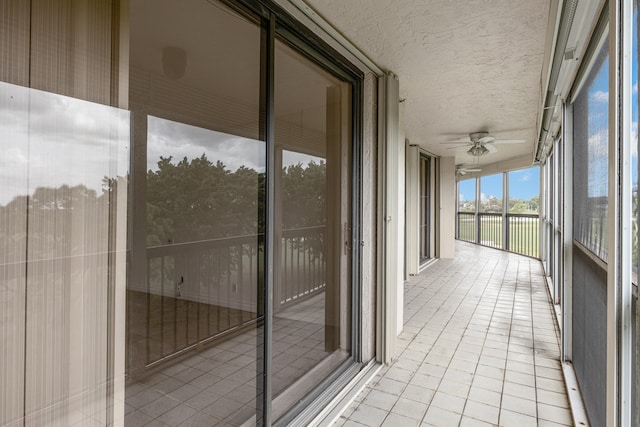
[440,141,471,145]
[478,136,495,144]
[486,144,498,153]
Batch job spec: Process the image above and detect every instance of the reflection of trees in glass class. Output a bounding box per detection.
[146,154,262,246]
[281,160,326,229]
[143,153,327,258]
[281,160,326,262]
[0,181,118,264]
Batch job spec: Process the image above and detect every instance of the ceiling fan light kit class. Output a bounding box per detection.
[440,131,526,157]
[467,144,489,156]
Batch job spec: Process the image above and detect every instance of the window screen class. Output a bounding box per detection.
[573,36,609,262]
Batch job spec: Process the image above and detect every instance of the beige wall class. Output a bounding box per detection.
[439,156,456,258]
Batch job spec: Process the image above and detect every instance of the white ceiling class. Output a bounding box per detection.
[302,0,555,170]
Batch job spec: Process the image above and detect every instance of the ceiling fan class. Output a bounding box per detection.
[456,165,482,176]
[442,132,525,156]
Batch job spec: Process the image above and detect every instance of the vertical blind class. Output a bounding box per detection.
[0,1,128,425]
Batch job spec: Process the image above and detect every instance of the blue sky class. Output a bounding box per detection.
[458,166,540,203]
[508,168,540,199]
[633,9,638,188]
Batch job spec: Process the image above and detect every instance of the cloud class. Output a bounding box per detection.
[147,115,265,173]
[520,173,530,182]
[282,150,323,167]
[633,121,638,157]
[634,82,638,95]
[0,81,129,206]
[592,90,608,103]
[587,128,609,156]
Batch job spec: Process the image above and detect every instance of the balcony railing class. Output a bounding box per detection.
[457,212,539,258]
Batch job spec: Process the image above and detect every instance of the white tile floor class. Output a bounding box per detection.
[334,241,573,427]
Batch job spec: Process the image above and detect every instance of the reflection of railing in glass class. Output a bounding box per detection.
[279,225,326,308]
[141,225,326,365]
[140,234,262,365]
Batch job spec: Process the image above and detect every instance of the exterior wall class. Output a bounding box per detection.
[405,143,420,276]
[396,100,406,334]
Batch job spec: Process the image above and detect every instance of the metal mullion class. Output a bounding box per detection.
[503,172,509,252]
[609,0,634,425]
[351,75,363,362]
[608,0,619,419]
[475,177,480,244]
[262,13,276,427]
[563,102,574,362]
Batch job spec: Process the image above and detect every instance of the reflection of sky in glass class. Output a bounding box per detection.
[147,116,265,172]
[282,150,324,167]
[480,174,503,202]
[146,117,323,173]
[509,167,540,200]
[0,81,129,206]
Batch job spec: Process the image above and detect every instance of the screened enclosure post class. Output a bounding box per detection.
[475,177,480,244]
[563,103,574,362]
[609,0,634,424]
[504,172,509,251]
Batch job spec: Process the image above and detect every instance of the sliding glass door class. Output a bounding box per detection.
[419,155,431,262]
[126,2,265,424]
[1,0,359,425]
[271,38,352,419]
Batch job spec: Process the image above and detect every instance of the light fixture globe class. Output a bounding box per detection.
[467,144,489,156]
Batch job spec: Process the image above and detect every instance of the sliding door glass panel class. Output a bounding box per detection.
[0,82,129,427]
[1,2,128,425]
[419,156,430,261]
[127,1,264,426]
[273,38,352,420]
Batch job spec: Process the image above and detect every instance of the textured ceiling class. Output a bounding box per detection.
[303,0,554,169]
